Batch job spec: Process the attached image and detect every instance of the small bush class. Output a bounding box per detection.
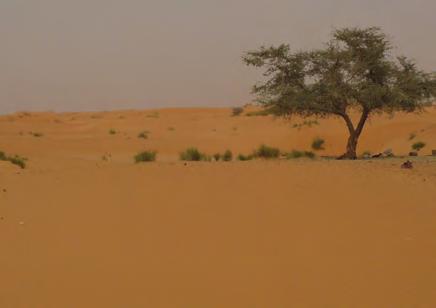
[109,129,117,135]
[253,145,280,159]
[237,154,254,161]
[222,150,233,161]
[134,151,157,163]
[311,137,325,151]
[286,150,315,159]
[180,147,206,161]
[0,151,27,169]
[232,107,244,116]
[412,141,426,152]
[138,131,149,139]
[213,153,221,161]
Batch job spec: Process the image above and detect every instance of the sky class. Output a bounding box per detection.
[1,0,435,113]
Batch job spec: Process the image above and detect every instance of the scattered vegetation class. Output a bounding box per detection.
[292,120,320,130]
[138,131,150,139]
[180,147,207,161]
[0,151,27,169]
[232,107,244,116]
[134,151,157,163]
[286,150,315,159]
[412,141,426,152]
[109,129,117,135]
[213,153,222,161]
[168,127,175,131]
[253,145,280,159]
[311,137,325,151]
[409,132,416,140]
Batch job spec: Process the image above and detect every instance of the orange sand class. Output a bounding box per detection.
[1,107,436,307]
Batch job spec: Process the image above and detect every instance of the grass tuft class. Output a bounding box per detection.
[311,137,325,151]
[253,144,280,159]
[180,147,206,161]
[134,151,157,163]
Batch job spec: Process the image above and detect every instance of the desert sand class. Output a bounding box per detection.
[1,107,436,307]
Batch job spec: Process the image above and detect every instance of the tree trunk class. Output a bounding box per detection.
[338,110,369,160]
[340,132,358,159]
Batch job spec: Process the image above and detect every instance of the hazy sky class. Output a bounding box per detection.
[1,0,435,113]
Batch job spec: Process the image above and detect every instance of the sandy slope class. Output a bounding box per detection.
[1,107,436,307]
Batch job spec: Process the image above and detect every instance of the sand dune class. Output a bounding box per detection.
[1,107,436,307]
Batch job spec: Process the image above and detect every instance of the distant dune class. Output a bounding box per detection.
[1,107,436,307]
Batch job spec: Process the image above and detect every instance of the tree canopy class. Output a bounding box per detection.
[243,27,436,159]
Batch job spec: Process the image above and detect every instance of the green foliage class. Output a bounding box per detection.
[222,150,233,161]
[244,27,436,158]
[138,131,149,139]
[134,151,157,163]
[412,141,426,152]
[311,137,325,151]
[232,107,244,116]
[180,147,206,161]
[0,151,27,169]
[109,129,117,135]
[237,154,254,161]
[245,109,271,117]
[286,150,315,159]
[253,145,280,159]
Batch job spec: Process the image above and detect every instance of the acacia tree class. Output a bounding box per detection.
[243,27,436,159]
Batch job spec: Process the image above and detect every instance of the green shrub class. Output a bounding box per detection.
[237,154,254,161]
[138,131,149,139]
[412,141,426,152]
[311,137,325,151]
[222,150,233,161]
[213,153,221,161]
[0,151,27,169]
[109,129,117,135]
[286,150,315,159]
[232,107,244,116]
[134,151,157,163]
[180,147,206,161]
[253,144,280,159]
